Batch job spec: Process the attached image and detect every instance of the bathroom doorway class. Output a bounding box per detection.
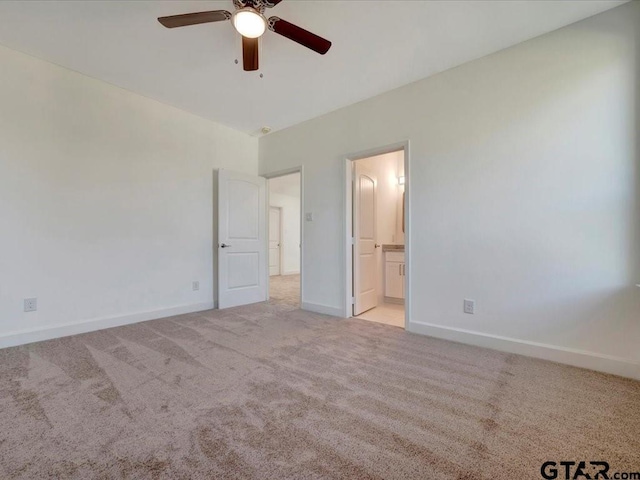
[346,145,409,328]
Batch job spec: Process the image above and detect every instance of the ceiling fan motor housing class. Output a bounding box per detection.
[234,0,280,14]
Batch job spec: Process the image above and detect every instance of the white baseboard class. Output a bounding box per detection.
[384,296,404,305]
[301,302,345,318]
[0,301,215,350]
[407,321,640,381]
[282,270,300,276]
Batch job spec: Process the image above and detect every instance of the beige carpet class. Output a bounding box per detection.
[1,302,639,479]
[269,274,300,307]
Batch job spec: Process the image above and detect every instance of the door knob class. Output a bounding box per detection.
[220,243,232,248]
[375,244,381,248]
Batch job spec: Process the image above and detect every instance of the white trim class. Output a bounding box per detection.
[407,321,640,381]
[282,270,300,276]
[301,302,345,317]
[343,141,411,329]
[264,167,304,307]
[0,301,215,350]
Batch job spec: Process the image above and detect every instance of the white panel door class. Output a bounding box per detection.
[353,164,377,315]
[269,207,281,276]
[218,169,267,309]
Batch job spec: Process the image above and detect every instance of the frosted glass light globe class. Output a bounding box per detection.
[233,9,266,39]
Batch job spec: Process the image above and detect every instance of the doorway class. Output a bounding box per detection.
[267,170,302,308]
[345,144,409,329]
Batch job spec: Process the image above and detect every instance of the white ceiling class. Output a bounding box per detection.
[0,1,627,135]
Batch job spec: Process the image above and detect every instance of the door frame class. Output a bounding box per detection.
[264,166,304,305]
[269,206,283,276]
[343,141,411,329]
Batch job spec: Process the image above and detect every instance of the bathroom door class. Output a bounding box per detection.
[353,164,378,315]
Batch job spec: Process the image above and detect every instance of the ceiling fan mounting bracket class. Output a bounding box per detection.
[267,16,279,32]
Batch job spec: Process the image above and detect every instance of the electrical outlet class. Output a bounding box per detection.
[463,299,475,315]
[305,212,313,222]
[24,298,37,312]
[192,281,200,291]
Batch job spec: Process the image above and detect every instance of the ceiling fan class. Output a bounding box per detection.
[157,0,332,72]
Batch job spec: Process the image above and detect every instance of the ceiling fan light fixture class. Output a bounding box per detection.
[232,8,267,39]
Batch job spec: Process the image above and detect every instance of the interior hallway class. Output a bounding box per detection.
[269,274,300,307]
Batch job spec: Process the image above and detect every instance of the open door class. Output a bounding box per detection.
[218,169,267,309]
[269,207,281,276]
[353,163,377,315]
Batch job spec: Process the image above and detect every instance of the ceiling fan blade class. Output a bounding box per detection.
[158,10,231,28]
[268,17,331,55]
[243,36,259,71]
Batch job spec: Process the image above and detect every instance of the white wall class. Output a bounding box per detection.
[260,2,640,378]
[269,189,301,275]
[0,44,258,346]
[356,151,404,303]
